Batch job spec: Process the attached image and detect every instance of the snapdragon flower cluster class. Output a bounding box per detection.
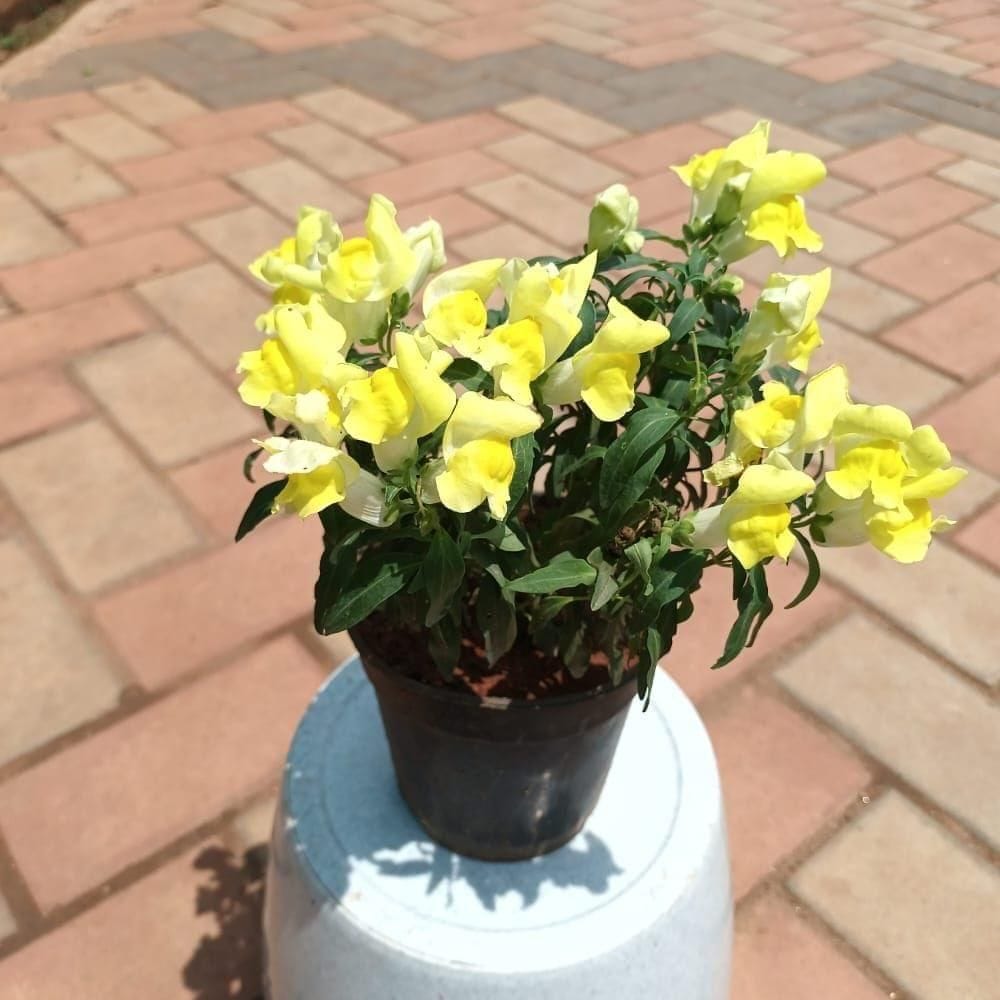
[235,120,965,689]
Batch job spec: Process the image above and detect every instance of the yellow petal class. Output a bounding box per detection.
[577,350,640,422]
[900,465,967,501]
[742,151,826,210]
[393,331,456,436]
[474,319,546,407]
[825,441,907,508]
[423,289,488,354]
[732,461,815,506]
[422,258,505,315]
[443,391,542,457]
[867,499,936,564]
[727,503,796,569]
[733,389,802,449]
[435,439,516,518]
[342,367,414,444]
[594,297,670,354]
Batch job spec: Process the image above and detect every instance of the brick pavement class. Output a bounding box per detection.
[1,0,998,995]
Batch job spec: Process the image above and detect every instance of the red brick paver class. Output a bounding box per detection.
[0,0,997,996]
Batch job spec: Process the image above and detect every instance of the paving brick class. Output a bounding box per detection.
[96,76,204,125]
[136,260,268,372]
[0,892,14,943]
[946,12,1000,39]
[841,175,987,239]
[814,532,1000,685]
[296,86,416,137]
[433,29,538,59]
[74,333,258,466]
[232,795,277,849]
[626,172,692,222]
[453,220,569,261]
[467,173,589,248]
[878,60,999,110]
[0,634,318,911]
[0,538,122,767]
[965,201,1000,238]
[398,80,530,123]
[821,268,917,334]
[0,420,198,593]
[779,614,1000,850]
[0,143,126,212]
[161,100,311,146]
[170,441,264,539]
[199,2,282,36]
[705,685,870,900]
[528,21,624,55]
[0,123,57,157]
[378,112,517,160]
[924,372,1000,475]
[897,89,1000,139]
[194,67,334,112]
[497,96,629,149]
[815,106,928,146]
[0,187,74,267]
[953,500,1000,572]
[919,123,1000,167]
[94,516,322,687]
[881,281,1000,379]
[0,838,253,998]
[355,150,509,205]
[869,37,981,75]
[732,892,885,1000]
[802,209,891,265]
[595,122,727,175]
[113,136,281,191]
[860,223,1000,301]
[810,319,956,414]
[702,109,844,158]
[827,135,954,191]
[807,176,865,210]
[0,91,103,129]
[484,132,622,197]
[0,229,207,312]
[269,121,398,180]
[188,204,290,272]
[62,179,246,244]
[664,560,846,706]
[52,110,171,164]
[395,192,499,238]
[788,24,872,53]
[0,293,148,376]
[608,38,718,69]
[787,47,891,82]
[256,22,369,52]
[791,793,1000,1000]
[938,157,1000,200]
[0,366,90,447]
[233,157,366,222]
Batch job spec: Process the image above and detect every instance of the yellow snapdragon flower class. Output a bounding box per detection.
[341,331,456,471]
[472,253,598,406]
[433,392,543,519]
[420,258,507,357]
[735,269,831,372]
[706,364,850,485]
[257,437,386,524]
[250,205,340,292]
[322,194,417,303]
[690,453,816,569]
[542,297,670,421]
[237,306,365,444]
[672,120,826,263]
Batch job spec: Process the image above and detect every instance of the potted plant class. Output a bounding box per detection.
[235,121,965,861]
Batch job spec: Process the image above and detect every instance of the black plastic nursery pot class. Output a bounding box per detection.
[355,635,636,862]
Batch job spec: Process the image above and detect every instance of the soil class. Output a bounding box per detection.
[352,613,632,702]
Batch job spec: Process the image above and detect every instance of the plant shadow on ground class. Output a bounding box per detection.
[183,843,268,1000]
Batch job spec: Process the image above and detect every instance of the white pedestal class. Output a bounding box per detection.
[265,656,732,1000]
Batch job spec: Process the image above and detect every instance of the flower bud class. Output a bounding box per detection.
[586,183,643,258]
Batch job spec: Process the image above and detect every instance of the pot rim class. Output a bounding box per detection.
[351,628,637,713]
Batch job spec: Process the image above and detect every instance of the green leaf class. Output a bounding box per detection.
[505,433,537,518]
[532,594,575,629]
[623,538,653,582]
[505,553,597,594]
[423,530,466,627]
[637,628,663,707]
[605,443,665,527]
[235,480,284,542]
[668,298,706,341]
[599,409,670,510]
[443,357,491,392]
[712,563,771,669]
[472,523,525,552]
[428,613,460,679]
[785,529,821,610]
[476,576,517,666]
[317,556,418,634]
[591,560,618,611]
